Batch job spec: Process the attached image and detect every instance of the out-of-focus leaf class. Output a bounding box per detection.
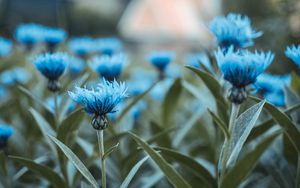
[120,156,149,188]
[226,100,265,167]
[250,96,300,153]
[9,156,66,188]
[155,147,216,188]
[208,109,229,139]
[48,135,98,188]
[150,121,172,147]
[221,132,279,188]
[291,72,300,96]
[128,132,192,188]
[103,143,119,159]
[0,152,6,176]
[116,82,156,122]
[185,66,226,106]
[29,108,57,154]
[162,78,182,126]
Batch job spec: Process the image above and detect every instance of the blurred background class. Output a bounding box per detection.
[0,0,299,73]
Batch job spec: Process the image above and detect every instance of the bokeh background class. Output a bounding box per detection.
[0,0,299,73]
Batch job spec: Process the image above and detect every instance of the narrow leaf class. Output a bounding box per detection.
[208,109,229,139]
[103,143,119,159]
[48,135,98,188]
[128,132,192,188]
[120,156,149,188]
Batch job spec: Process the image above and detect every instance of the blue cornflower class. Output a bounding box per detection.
[215,47,274,103]
[43,26,67,50]
[68,37,94,57]
[0,124,14,148]
[68,56,85,76]
[0,37,12,58]
[148,51,175,73]
[15,23,44,47]
[33,52,69,91]
[209,13,262,49]
[89,53,128,81]
[185,53,213,72]
[285,45,300,67]
[95,37,122,56]
[68,79,128,130]
[0,67,30,86]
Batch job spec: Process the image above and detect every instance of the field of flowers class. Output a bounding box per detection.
[0,12,300,188]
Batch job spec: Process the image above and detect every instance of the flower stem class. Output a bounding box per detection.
[54,92,59,127]
[219,104,240,185]
[97,130,106,188]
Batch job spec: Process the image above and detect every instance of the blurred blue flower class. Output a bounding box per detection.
[43,26,67,48]
[68,79,128,116]
[33,52,69,81]
[185,53,213,72]
[131,101,146,121]
[0,37,12,57]
[150,78,173,101]
[0,86,7,99]
[68,37,94,57]
[285,45,300,67]
[0,67,30,86]
[215,48,274,88]
[15,23,44,47]
[127,68,155,96]
[148,51,175,72]
[209,13,262,49]
[95,37,122,56]
[68,56,85,76]
[263,92,285,107]
[89,53,128,81]
[0,124,14,148]
[45,95,76,114]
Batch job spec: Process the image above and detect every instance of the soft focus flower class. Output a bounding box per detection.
[215,47,274,103]
[68,79,128,130]
[15,23,44,47]
[89,53,128,81]
[43,26,66,49]
[185,53,213,72]
[209,13,262,49]
[0,124,14,148]
[68,37,94,57]
[0,37,12,57]
[95,37,122,56]
[150,78,173,101]
[285,45,300,67]
[148,51,175,73]
[68,56,85,76]
[0,86,7,99]
[0,67,30,86]
[45,95,76,114]
[254,73,290,107]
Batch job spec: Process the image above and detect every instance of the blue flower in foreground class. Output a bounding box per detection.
[43,26,67,49]
[68,79,128,130]
[0,37,12,57]
[215,47,274,103]
[68,56,85,76]
[209,13,262,49]
[0,67,30,86]
[68,37,94,57]
[186,53,213,72]
[33,52,69,91]
[95,37,122,56]
[15,24,44,47]
[89,53,128,81]
[285,45,300,67]
[0,124,14,148]
[148,51,175,73]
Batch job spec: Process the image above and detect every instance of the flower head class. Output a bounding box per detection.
[43,26,67,48]
[95,37,122,56]
[15,23,44,47]
[33,52,69,81]
[209,13,262,49]
[68,37,94,57]
[285,45,300,67]
[0,37,12,57]
[0,67,30,86]
[89,53,128,81]
[148,51,175,72]
[0,124,14,148]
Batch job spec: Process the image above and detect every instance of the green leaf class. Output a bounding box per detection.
[250,96,300,153]
[154,147,216,188]
[185,66,226,106]
[207,109,229,139]
[9,156,66,188]
[221,132,279,188]
[150,121,172,147]
[162,78,182,126]
[29,108,57,154]
[128,132,192,188]
[226,100,265,167]
[103,142,119,159]
[119,156,149,188]
[48,135,98,188]
[116,82,157,122]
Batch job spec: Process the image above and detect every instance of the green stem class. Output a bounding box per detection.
[219,104,240,185]
[97,130,106,188]
[54,92,59,127]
